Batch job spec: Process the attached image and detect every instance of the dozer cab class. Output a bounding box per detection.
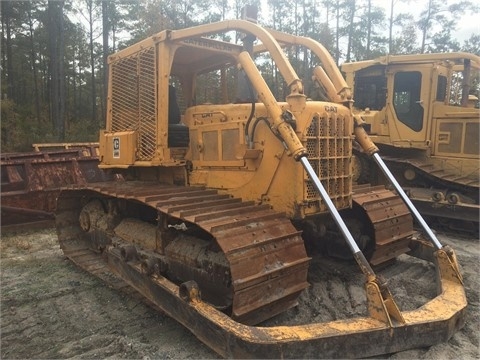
[342,53,480,233]
[55,18,466,358]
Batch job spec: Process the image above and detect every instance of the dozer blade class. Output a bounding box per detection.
[105,237,465,358]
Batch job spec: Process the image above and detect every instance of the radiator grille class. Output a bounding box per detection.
[111,47,157,161]
[304,114,352,211]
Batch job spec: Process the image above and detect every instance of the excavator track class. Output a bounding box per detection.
[56,181,310,325]
[381,155,479,224]
[382,156,480,188]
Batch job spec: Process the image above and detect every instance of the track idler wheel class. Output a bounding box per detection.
[79,200,112,251]
[79,200,105,232]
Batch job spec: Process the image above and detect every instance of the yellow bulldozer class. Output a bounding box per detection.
[341,53,479,233]
[55,17,467,358]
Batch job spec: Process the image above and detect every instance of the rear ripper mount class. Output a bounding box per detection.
[56,181,466,358]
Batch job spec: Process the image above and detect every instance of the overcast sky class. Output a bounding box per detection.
[372,0,479,43]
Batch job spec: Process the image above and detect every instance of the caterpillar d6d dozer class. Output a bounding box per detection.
[341,53,479,234]
[55,18,466,358]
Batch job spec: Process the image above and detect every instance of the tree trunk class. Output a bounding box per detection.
[335,0,340,64]
[78,63,83,119]
[303,0,308,79]
[420,0,433,54]
[48,0,65,140]
[72,47,76,122]
[366,0,372,58]
[1,2,7,97]
[388,0,394,54]
[27,6,41,124]
[59,16,65,137]
[3,1,14,100]
[88,0,97,126]
[345,0,355,62]
[102,0,109,128]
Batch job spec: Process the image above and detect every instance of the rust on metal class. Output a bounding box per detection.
[1,143,109,227]
[352,184,414,266]
[55,182,467,358]
[56,181,310,326]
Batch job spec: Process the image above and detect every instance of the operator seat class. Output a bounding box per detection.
[168,85,189,148]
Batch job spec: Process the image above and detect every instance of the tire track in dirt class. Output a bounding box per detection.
[0,228,218,359]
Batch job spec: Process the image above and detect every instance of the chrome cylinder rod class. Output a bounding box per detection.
[372,152,443,250]
[300,156,376,278]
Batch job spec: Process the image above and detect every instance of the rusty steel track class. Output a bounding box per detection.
[56,181,310,325]
[53,181,469,359]
[352,184,413,266]
[55,182,468,358]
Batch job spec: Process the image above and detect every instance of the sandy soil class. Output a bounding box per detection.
[1,226,478,359]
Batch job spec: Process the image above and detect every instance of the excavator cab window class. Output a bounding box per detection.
[436,75,448,101]
[393,71,423,132]
[353,75,387,110]
[352,66,387,110]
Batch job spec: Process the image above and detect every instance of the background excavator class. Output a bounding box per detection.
[54,13,467,358]
[341,53,479,234]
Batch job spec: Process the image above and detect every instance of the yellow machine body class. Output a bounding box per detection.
[53,19,468,358]
[342,53,480,225]
[99,22,355,220]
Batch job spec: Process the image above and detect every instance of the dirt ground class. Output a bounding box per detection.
[1,225,478,359]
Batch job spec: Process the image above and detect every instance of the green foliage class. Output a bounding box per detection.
[416,0,476,53]
[1,99,23,152]
[1,99,52,152]
[1,0,477,153]
[462,34,480,56]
